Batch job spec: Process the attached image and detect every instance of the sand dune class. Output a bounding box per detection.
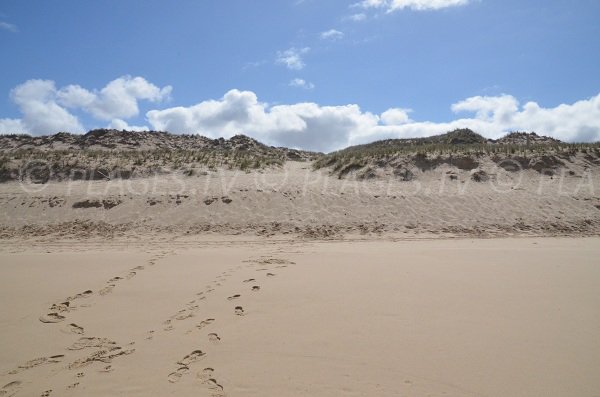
[1,161,599,240]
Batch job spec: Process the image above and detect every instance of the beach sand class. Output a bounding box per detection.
[1,236,599,396]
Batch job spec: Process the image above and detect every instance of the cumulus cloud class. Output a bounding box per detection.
[0,21,18,32]
[365,93,600,145]
[1,76,170,135]
[107,119,150,132]
[147,89,377,151]
[451,94,518,124]
[0,118,25,134]
[460,94,600,143]
[357,0,471,12]
[276,47,310,70]
[289,78,315,90]
[3,78,599,150]
[9,80,84,135]
[146,89,600,152]
[380,108,412,125]
[57,76,172,120]
[320,29,344,41]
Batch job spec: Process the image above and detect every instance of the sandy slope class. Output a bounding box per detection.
[0,237,599,396]
[0,161,599,238]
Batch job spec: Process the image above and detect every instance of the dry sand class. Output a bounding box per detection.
[1,236,599,396]
[1,161,599,239]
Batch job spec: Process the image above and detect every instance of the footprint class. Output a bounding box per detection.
[175,312,194,320]
[243,278,255,283]
[175,311,194,321]
[197,367,214,381]
[73,290,93,299]
[68,337,116,351]
[49,301,70,313]
[9,355,64,374]
[251,286,261,292]
[39,313,66,323]
[177,350,206,366]
[208,333,221,343]
[67,382,79,389]
[168,366,189,383]
[206,378,224,393]
[227,294,241,301]
[196,319,215,330]
[76,372,85,378]
[98,365,113,373]
[63,323,84,335]
[266,273,276,277]
[0,381,22,396]
[99,284,115,296]
[262,258,294,265]
[68,347,135,370]
[40,390,52,397]
[126,271,136,280]
[234,306,245,316]
[132,265,145,271]
[108,276,123,283]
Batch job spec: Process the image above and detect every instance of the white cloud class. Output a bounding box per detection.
[320,29,344,41]
[358,0,471,12]
[3,79,599,150]
[147,89,266,137]
[9,80,84,135]
[347,13,367,21]
[0,21,18,32]
[107,119,150,132]
[0,118,25,134]
[451,95,518,124]
[276,47,310,70]
[380,108,412,125]
[56,85,96,109]
[147,89,378,151]
[362,93,600,145]
[146,89,600,152]
[1,76,170,135]
[57,76,172,120]
[289,78,315,90]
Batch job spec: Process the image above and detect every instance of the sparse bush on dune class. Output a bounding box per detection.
[1,128,599,182]
[314,129,600,179]
[0,129,319,183]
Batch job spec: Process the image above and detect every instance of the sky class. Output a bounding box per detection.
[1,0,599,152]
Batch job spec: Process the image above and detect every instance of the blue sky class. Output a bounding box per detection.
[1,0,599,151]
